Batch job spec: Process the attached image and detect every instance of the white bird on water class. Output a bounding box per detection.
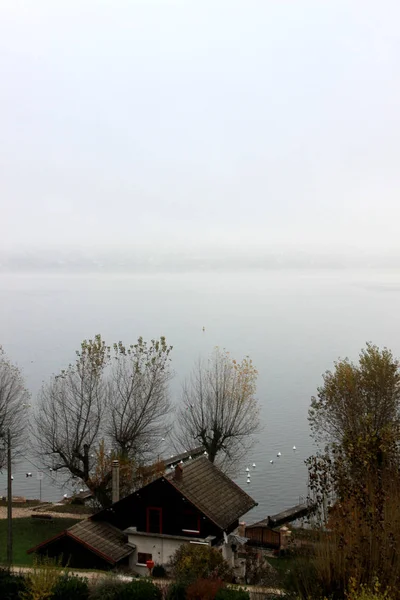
[270,460,274,464]
[252,463,256,468]
[246,467,250,472]
[293,446,297,451]
[277,452,282,457]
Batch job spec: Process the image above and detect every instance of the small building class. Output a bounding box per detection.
[28,456,257,575]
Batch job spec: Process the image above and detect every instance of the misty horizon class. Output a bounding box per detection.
[3,244,400,274]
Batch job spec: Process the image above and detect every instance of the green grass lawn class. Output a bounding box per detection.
[0,517,80,566]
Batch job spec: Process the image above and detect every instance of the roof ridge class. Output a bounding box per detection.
[166,455,256,530]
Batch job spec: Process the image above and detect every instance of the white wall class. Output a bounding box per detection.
[127,533,211,576]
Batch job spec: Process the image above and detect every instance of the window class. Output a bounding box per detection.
[146,507,162,533]
[182,510,201,534]
[137,552,152,566]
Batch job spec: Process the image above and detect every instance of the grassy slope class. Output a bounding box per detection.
[0,518,80,566]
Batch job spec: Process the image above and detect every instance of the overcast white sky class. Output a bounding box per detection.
[1,1,399,259]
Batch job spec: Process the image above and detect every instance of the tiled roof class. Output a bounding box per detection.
[166,456,257,530]
[28,519,133,564]
[67,520,133,563]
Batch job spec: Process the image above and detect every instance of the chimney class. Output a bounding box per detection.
[112,460,120,504]
[237,522,246,537]
[174,464,183,482]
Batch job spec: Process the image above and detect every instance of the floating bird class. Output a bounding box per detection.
[204,451,208,456]
[270,460,274,464]
[11,476,13,480]
[277,452,282,457]
[161,438,165,442]
[202,326,205,332]
[252,463,256,468]
[246,480,250,484]
[26,473,32,477]
[293,446,297,451]
[180,460,184,464]
[246,467,250,472]
[49,468,53,471]
[63,494,68,498]
[189,456,192,460]
[79,489,84,493]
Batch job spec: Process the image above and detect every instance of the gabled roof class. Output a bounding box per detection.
[28,519,133,564]
[166,456,257,530]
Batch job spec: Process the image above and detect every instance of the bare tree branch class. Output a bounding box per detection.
[0,346,29,468]
[176,348,261,474]
[108,337,173,462]
[33,335,109,505]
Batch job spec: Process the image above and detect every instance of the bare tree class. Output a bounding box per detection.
[34,335,110,506]
[108,337,173,462]
[0,347,30,468]
[177,348,261,473]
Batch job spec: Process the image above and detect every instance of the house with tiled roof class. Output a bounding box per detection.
[28,456,257,575]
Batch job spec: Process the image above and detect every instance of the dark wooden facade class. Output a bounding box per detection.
[28,457,256,570]
[93,476,226,543]
[245,525,281,549]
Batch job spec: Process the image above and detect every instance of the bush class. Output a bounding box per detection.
[215,588,250,600]
[152,564,167,578]
[347,578,393,600]
[21,556,63,600]
[186,578,224,600]
[0,568,27,600]
[244,553,279,587]
[169,544,234,584]
[117,579,162,600]
[89,578,128,600]
[166,582,187,600]
[52,574,89,600]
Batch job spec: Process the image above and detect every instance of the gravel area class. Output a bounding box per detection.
[0,506,85,519]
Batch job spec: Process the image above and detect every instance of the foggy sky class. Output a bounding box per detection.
[1,1,400,264]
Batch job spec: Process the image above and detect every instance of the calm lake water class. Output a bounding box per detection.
[1,269,400,523]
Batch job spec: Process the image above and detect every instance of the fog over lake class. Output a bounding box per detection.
[1,1,400,522]
[1,267,400,521]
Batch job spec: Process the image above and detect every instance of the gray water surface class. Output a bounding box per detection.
[1,269,400,523]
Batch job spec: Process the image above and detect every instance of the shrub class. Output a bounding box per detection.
[152,564,167,578]
[215,588,250,600]
[166,582,186,600]
[186,578,224,600]
[244,553,279,587]
[0,568,27,600]
[347,578,393,600]
[89,578,127,600]
[169,544,234,584]
[21,556,63,600]
[52,574,89,600]
[117,579,162,600]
